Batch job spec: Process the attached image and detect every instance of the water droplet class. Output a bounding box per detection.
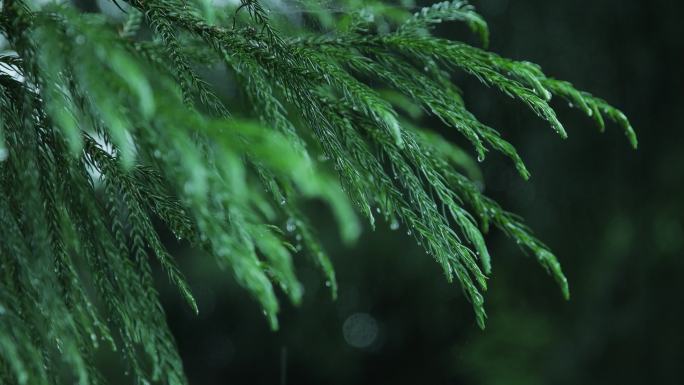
[477,154,485,162]
[342,313,379,349]
[153,149,161,158]
[286,218,296,232]
[325,280,331,287]
[406,230,412,236]
[390,220,400,230]
[75,35,86,45]
[568,102,574,108]
[0,148,8,162]
[280,198,286,206]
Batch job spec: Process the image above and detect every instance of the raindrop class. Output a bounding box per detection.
[325,280,331,287]
[286,218,296,232]
[342,313,379,349]
[390,220,400,230]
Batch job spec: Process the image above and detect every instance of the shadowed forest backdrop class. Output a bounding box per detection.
[75,0,682,384]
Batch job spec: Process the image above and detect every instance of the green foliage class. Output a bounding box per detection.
[0,0,635,384]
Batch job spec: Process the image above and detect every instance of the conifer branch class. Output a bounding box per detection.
[0,1,634,383]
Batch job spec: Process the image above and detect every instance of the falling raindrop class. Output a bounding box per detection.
[342,313,379,349]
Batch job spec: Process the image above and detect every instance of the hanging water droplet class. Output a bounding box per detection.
[153,149,161,158]
[568,102,574,108]
[286,218,296,232]
[325,280,331,287]
[406,230,412,236]
[295,234,302,241]
[390,220,400,230]
[280,198,286,206]
[477,154,485,162]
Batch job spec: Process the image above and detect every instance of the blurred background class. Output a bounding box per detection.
[108,0,684,384]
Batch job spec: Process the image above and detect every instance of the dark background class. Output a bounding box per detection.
[149,1,683,384]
